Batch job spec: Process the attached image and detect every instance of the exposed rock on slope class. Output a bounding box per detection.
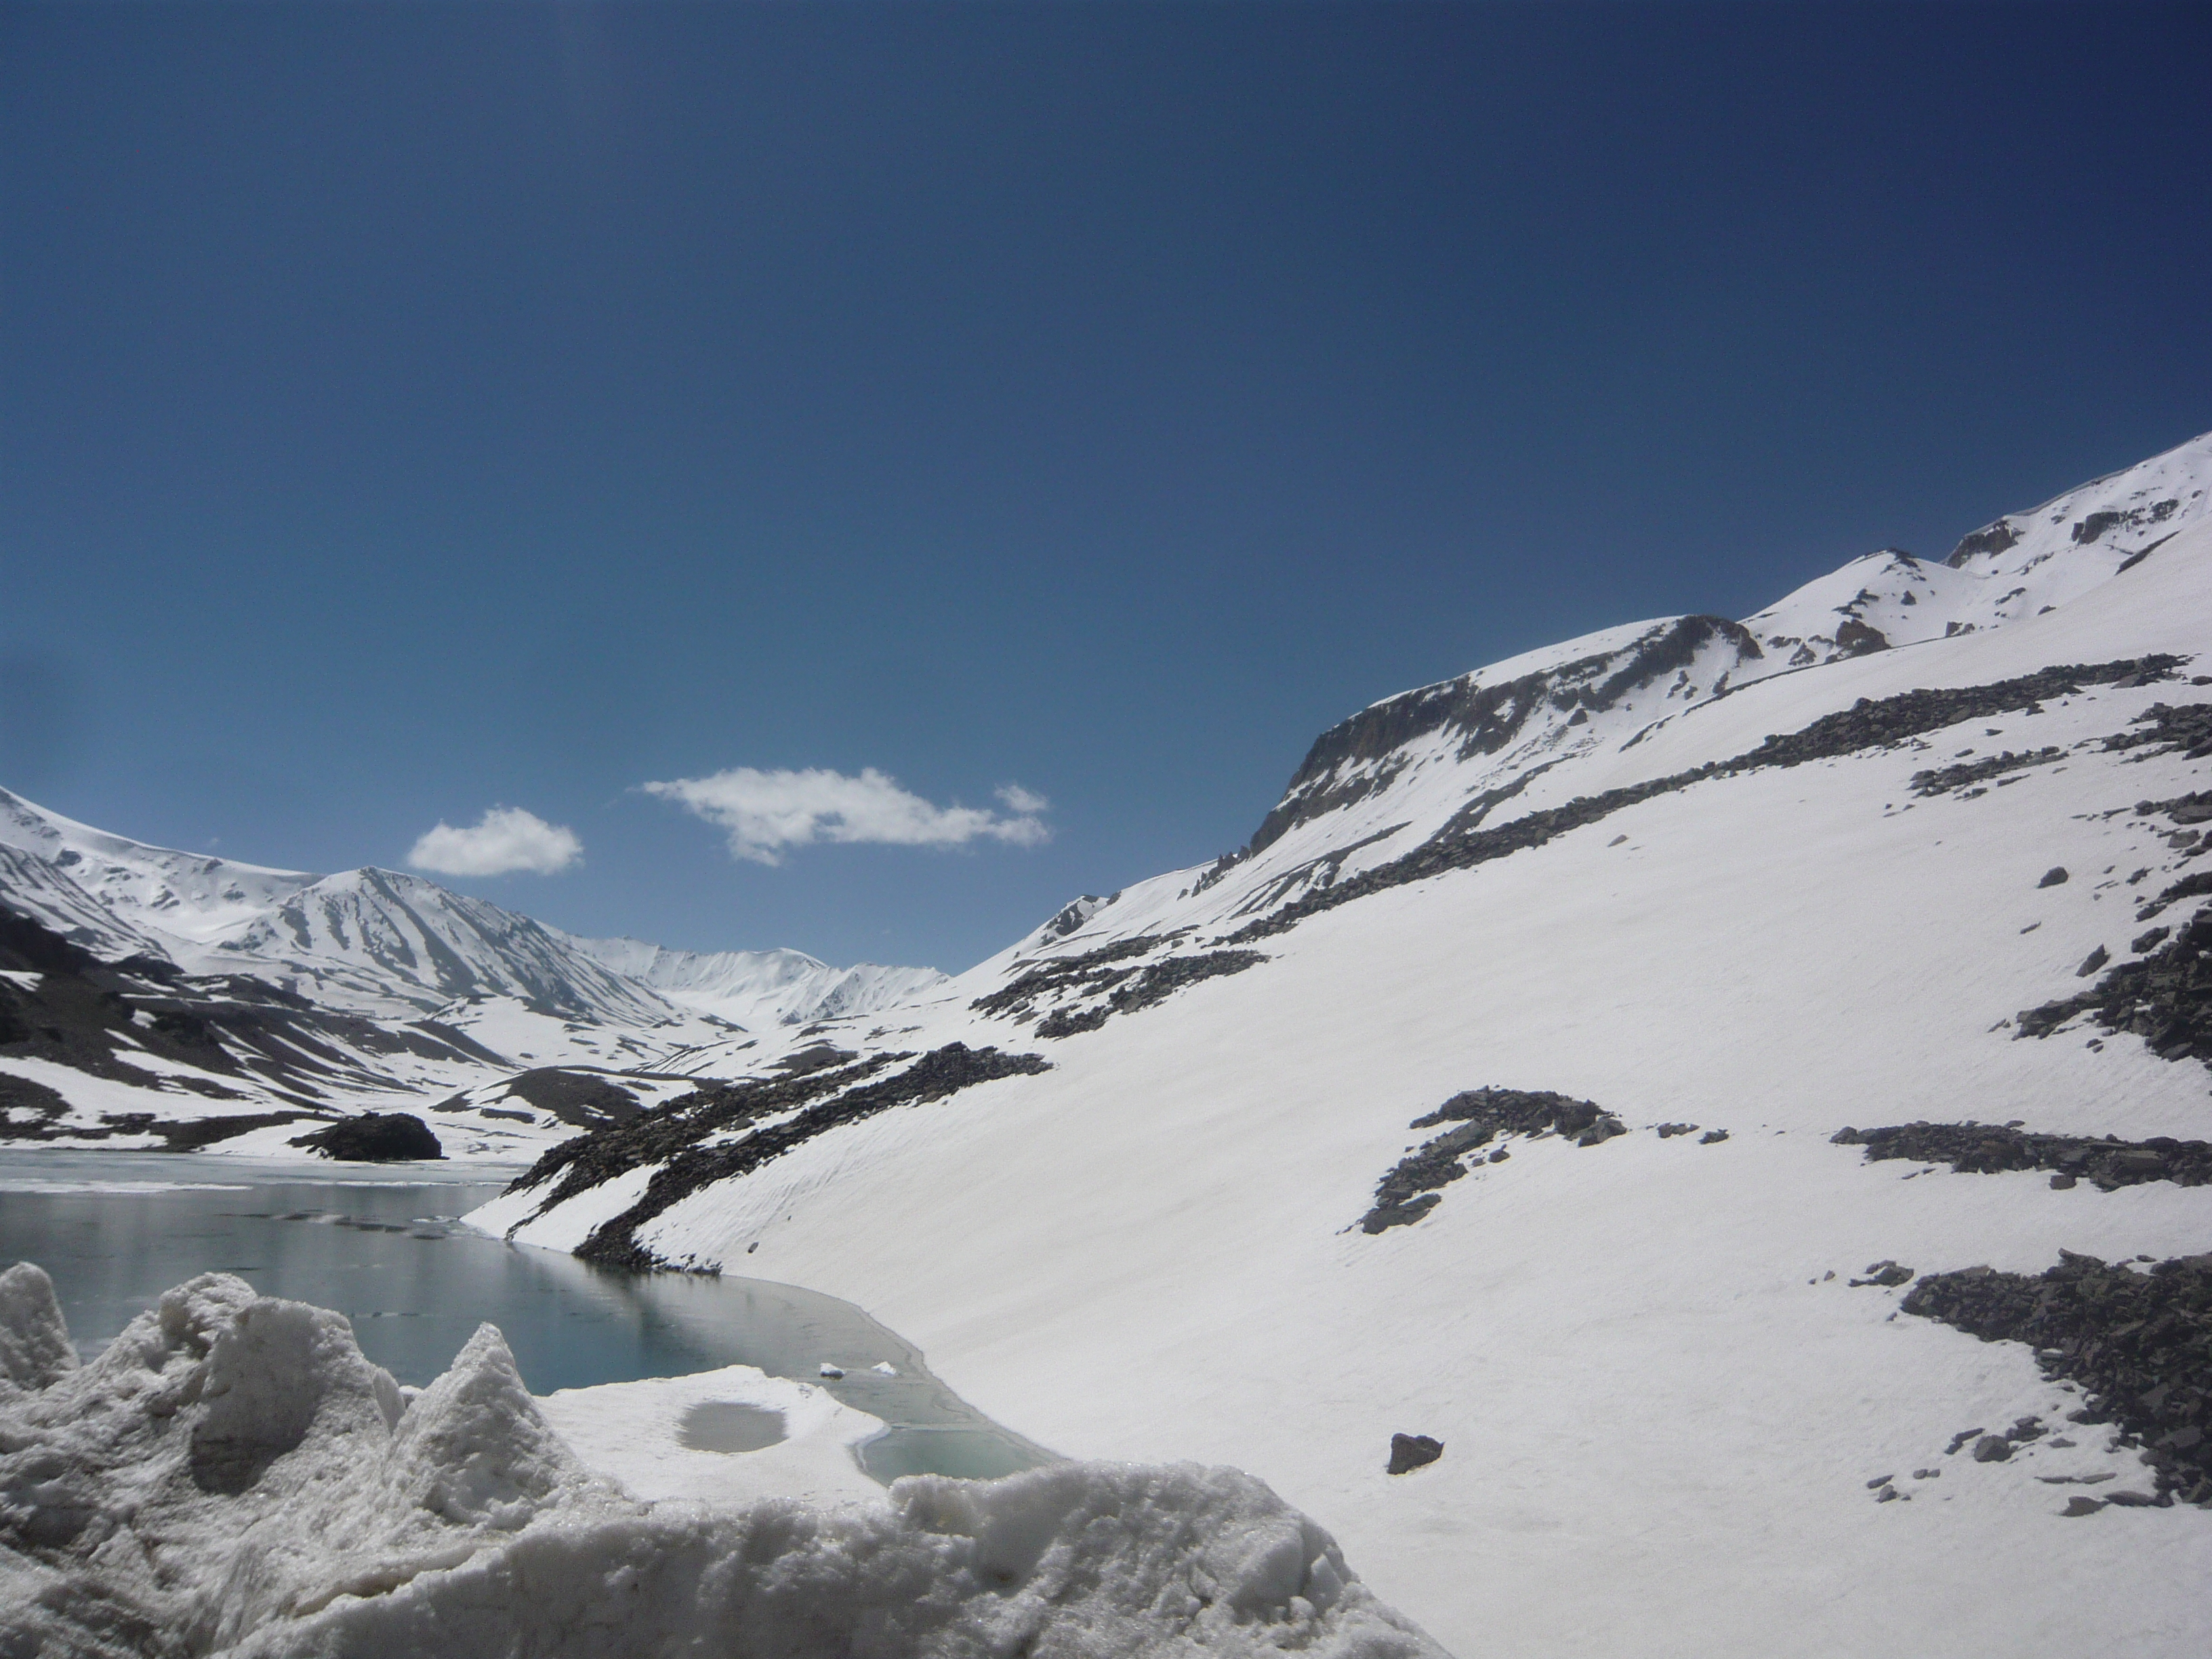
[1904,1252,2212,1505]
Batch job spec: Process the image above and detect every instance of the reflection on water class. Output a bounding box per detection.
[859,1427,1044,1483]
[0,1150,1056,1483]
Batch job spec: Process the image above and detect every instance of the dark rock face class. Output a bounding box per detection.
[1387,1433,1443,1475]
[1245,615,1764,857]
[1832,617,1889,657]
[500,1067,643,1128]
[512,1055,896,1219]
[1904,1251,2212,1504]
[1360,1088,1626,1233]
[1036,951,1267,1039]
[518,1044,1052,1272]
[1230,658,2184,945]
[970,937,1179,1021]
[2106,699,2212,763]
[2136,874,2212,924]
[1948,520,2022,566]
[289,1112,443,1162]
[1040,895,1109,941]
[2036,867,2070,888]
[1832,1122,2212,1191]
[970,936,1266,1040]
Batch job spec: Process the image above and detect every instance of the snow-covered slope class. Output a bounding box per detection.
[554,932,953,1028]
[1746,428,2212,669]
[483,436,2212,1656]
[0,787,312,956]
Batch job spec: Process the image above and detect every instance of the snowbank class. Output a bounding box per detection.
[0,1266,1441,1659]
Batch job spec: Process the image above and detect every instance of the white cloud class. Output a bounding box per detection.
[407,807,582,878]
[642,766,1051,865]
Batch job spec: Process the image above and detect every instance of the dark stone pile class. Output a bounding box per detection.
[1035,951,1268,1039]
[1713,657,2179,771]
[1904,1251,2212,1504]
[1360,1087,1626,1233]
[1908,747,2065,798]
[289,1111,443,1162]
[969,936,1176,1020]
[1832,1122,2212,1190]
[567,1043,1052,1271]
[2102,699,2212,761]
[507,1053,895,1217]
[1229,657,2183,943]
[2016,902,2212,1064]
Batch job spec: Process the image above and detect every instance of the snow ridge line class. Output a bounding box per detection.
[1227,655,2188,944]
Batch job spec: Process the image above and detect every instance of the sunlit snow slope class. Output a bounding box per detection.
[486,432,2212,1658]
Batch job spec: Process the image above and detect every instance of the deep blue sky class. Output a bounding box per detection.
[5,2,2209,970]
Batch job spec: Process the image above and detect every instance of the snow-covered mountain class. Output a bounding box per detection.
[479,430,2212,1656]
[0,788,312,959]
[0,791,954,1143]
[554,931,952,1029]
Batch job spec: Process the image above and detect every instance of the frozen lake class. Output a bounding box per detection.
[0,1149,1054,1482]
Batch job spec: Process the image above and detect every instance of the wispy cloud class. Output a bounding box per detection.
[408,807,582,877]
[643,767,1050,865]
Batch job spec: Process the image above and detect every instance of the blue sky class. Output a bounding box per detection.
[4,1,2209,971]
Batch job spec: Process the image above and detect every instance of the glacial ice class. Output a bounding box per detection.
[0,1267,1439,1658]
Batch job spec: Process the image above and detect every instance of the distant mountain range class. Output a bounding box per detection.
[0,784,954,1158]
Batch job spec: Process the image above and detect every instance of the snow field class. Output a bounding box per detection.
[491,528,2212,1654]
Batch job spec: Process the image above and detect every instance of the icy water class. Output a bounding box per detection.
[0,1150,1055,1483]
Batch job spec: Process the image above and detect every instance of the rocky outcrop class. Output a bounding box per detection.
[1360,1088,1626,1233]
[554,1044,1052,1271]
[1904,1251,2212,1504]
[1035,951,1268,1039]
[1246,617,1764,857]
[1233,658,2185,943]
[289,1112,443,1162]
[2017,901,2212,1065]
[1832,1122,2212,1190]
[1909,747,2064,798]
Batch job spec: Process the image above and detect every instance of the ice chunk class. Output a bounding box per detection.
[0,1267,1441,1659]
[0,1261,77,1391]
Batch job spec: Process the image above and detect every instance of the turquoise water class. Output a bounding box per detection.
[0,1150,1056,1484]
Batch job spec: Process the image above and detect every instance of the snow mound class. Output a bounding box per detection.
[0,1271,1439,1659]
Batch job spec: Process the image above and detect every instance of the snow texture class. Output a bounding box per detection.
[0,1273,1437,1658]
[491,436,2212,1654]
